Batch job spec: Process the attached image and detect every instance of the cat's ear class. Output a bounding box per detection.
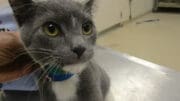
[8,0,36,26]
[84,0,95,14]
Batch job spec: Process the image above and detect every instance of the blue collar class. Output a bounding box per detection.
[47,66,74,82]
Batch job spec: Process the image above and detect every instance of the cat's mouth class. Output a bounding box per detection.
[30,47,94,73]
[44,61,87,74]
[42,54,91,74]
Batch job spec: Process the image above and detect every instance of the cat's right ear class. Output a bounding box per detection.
[8,0,36,26]
[84,0,95,14]
[74,0,95,14]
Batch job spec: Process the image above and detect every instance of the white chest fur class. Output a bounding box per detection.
[63,63,87,74]
[52,75,79,101]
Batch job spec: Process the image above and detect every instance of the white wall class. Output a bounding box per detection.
[94,0,131,32]
[94,0,122,32]
[119,0,130,22]
[94,0,155,32]
[0,0,7,5]
[131,0,154,18]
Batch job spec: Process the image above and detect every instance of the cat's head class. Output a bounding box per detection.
[9,0,97,73]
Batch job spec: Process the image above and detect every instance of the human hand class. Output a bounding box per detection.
[0,32,39,83]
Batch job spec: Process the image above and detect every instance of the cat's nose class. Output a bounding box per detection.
[72,46,86,58]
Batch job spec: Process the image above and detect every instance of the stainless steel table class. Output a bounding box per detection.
[94,47,180,101]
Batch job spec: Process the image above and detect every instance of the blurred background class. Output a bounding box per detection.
[94,0,180,71]
[0,0,180,71]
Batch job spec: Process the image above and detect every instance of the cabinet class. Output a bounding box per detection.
[131,0,154,18]
[156,0,180,8]
[94,0,154,32]
[94,0,123,32]
[119,0,131,22]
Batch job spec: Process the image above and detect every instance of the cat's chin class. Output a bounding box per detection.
[61,53,93,67]
[62,62,88,74]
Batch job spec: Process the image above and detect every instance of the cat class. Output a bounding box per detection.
[8,0,110,101]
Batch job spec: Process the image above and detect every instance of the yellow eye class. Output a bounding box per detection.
[43,22,60,36]
[82,22,93,35]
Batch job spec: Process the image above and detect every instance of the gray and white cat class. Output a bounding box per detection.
[8,0,110,101]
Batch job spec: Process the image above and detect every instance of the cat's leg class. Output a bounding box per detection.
[78,63,110,101]
[77,87,104,101]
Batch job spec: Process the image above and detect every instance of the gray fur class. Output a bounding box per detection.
[40,62,110,101]
[8,0,110,101]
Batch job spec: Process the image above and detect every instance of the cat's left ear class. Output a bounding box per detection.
[8,0,36,26]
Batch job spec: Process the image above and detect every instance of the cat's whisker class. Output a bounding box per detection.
[19,48,74,59]
[52,61,61,77]
[24,57,55,100]
[20,56,54,87]
[21,56,52,85]
[37,57,59,85]
[22,56,50,72]
[38,59,59,99]
[39,57,61,82]
[15,48,68,62]
[12,52,30,60]
[16,47,53,55]
[15,48,27,53]
[13,50,50,61]
[28,48,54,52]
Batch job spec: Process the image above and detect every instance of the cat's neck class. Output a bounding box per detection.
[63,62,88,74]
[52,75,79,101]
[51,62,88,101]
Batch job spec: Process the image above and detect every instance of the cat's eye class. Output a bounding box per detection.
[82,21,93,35]
[43,22,60,37]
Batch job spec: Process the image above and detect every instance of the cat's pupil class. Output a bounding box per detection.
[48,24,56,33]
[82,22,92,32]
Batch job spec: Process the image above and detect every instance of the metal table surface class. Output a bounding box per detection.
[94,47,180,101]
